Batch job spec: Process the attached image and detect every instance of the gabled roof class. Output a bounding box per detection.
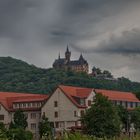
[58,85,140,108]
[0,92,48,111]
[59,85,93,108]
[95,89,140,102]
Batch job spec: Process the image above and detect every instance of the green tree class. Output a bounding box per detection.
[38,115,52,139]
[83,94,121,138]
[0,122,7,139]
[7,128,33,140]
[12,110,28,130]
[116,105,128,129]
[131,107,140,130]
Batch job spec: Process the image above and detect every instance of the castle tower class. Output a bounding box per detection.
[65,45,71,62]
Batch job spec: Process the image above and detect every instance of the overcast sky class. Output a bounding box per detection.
[0,0,140,82]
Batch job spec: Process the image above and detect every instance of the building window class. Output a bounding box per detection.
[136,102,138,107]
[120,101,122,106]
[54,101,58,107]
[130,102,133,108]
[37,102,41,107]
[23,103,26,108]
[80,110,84,117]
[27,103,31,107]
[80,99,85,106]
[74,111,77,117]
[19,104,22,108]
[31,113,36,119]
[31,123,36,130]
[24,113,28,119]
[54,112,58,118]
[55,122,59,128]
[0,115,4,120]
[32,103,36,107]
[88,100,91,106]
[125,102,127,108]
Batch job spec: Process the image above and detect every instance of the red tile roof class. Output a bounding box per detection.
[0,92,48,111]
[95,89,140,102]
[59,85,93,108]
[58,85,140,108]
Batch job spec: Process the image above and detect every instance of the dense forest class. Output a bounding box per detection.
[0,56,140,95]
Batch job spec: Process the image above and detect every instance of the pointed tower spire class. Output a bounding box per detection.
[65,44,71,62]
[66,44,70,52]
[58,52,60,59]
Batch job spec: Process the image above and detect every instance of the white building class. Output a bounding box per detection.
[0,85,139,139]
[42,85,140,132]
[0,92,48,139]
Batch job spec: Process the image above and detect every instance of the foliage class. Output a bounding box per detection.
[83,94,121,138]
[61,132,140,140]
[38,115,52,138]
[131,107,140,129]
[11,110,28,130]
[115,105,128,129]
[0,57,140,94]
[0,122,8,139]
[7,128,33,140]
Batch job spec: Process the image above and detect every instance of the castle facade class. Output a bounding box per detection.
[53,46,89,73]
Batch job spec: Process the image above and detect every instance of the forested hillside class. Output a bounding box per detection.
[0,57,140,94]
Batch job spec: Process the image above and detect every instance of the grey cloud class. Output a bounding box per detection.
[71,28,140,56]
[0,0,140,81]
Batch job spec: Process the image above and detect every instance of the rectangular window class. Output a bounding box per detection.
[120,101,122,106]
[23,103,26,108]
[130,102,133,108]
[19,104,22,108]
[80,99,85,106]
[32,103,36,107]
[74,111,77,117]
[88,100,91,106]
[80,110,85,117]
[37,102,41,107]
[54,112,58,118]
[31,123,36,130]
[27,103,31,107]
[125,102,127,108]
[31,113,36,119]
[55,122,59,128]
[54,101,58,107]
[24,113,28,119]
[0,115,4,120]
[136,102,138,107]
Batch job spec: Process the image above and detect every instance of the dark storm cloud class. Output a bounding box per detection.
[96,28,140,55]
[0,0,140,81]
[71,28,140,56]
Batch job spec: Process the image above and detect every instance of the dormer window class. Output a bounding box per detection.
[80,99,85,106]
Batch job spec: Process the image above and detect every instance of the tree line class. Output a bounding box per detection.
[0,57,140,96]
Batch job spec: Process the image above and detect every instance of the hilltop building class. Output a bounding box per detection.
[0,85,139,139]
[53,46,89,73]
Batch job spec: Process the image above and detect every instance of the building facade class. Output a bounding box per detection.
[0,85,139,139]
[53,46,89,73]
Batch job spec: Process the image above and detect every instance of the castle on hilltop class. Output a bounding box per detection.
[53,46,89,73]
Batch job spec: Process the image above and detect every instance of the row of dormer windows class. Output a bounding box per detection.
[112,100,139,108]
[13,102,42,109]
